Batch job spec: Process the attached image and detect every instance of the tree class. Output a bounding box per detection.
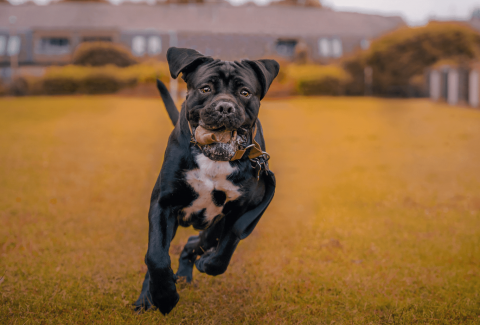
[73,42,137,67]
[343,22,480,96]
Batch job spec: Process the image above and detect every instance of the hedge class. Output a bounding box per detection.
[287,64,351,96]
[4,63,170,96]
[343,22,480,96]
[73,42,137,67]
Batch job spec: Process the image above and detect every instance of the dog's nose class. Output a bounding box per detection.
[215,102,235,115]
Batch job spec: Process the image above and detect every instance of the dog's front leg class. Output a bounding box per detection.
[145,201,179,315]
[176,218,226,282]
[195,217,240,276]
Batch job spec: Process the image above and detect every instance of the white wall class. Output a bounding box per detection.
[447,69,459,106]
[469,70,479,108]
[430,70,440,101]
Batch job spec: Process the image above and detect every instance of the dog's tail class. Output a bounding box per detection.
[156,79,179,126]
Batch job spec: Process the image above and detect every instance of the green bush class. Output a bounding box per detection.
[10,77,29,96]
[297,76,344,96]
[0,83,7,97]
[42,77,79,95]
[73,42,137,67]
[27,63,168,95]
[80,74,122,94]
[344,22,480,97]
[342,58,366,96]
[287,64,351,96]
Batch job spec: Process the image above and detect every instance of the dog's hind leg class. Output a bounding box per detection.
[134,270,153,312]
[176,236,200,283]
[176,218,225,283]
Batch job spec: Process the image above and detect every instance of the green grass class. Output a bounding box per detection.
[1,96,479,324]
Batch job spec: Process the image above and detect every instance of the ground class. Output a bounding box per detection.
[0,96,479,324]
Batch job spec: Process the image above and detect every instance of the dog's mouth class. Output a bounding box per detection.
[193,121,248,161]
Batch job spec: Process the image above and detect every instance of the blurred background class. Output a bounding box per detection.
[1,0,480,104]
[1,1,480,324]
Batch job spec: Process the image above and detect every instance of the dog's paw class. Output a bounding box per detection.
[152,290,180,315]
[195,253,228,276]
[194,250,211,273]
[133,291,154,313]
[176,269,193,283]
[149,280,180,315]
[177,252,195,283]
[177,257,195,283]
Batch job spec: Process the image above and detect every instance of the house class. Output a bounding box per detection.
[425,12,480,108]
[0,2,405,80]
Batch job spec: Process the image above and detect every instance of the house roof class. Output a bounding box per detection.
[0,3,405,38]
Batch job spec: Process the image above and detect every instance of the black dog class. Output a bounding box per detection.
[134,47,279,314]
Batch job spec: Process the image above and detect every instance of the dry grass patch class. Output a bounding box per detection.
[1,96,479,324]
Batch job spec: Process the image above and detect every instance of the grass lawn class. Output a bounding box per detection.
[1,96,479,324]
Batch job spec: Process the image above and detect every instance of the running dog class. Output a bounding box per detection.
[134,47,278,314]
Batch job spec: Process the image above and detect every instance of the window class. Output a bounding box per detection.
[318,38,331,57]
[319,38,343,58]
[0,35,6,56]
[360,39,370,50]
[132,36,146,56]
[147,36,162,55]
[36,37,70,55]
[275,40,297,57]
[331,38,343,58]
[7,36,21,56]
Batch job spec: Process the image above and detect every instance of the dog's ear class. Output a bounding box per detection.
[167,47,214,80]
[243,59,280,100]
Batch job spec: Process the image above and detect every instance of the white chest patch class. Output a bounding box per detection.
[182,153,241,224]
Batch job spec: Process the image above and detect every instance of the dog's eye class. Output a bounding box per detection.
[200,86,211,93]
[240,90,250,97]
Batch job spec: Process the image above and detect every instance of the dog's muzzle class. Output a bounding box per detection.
[199,100,243,131]
[193,125,248,161]
[188,120,270,175]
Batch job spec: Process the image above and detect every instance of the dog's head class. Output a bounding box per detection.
[167,47,279,159]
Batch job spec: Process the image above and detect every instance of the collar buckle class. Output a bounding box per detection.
[250,153,270,180]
